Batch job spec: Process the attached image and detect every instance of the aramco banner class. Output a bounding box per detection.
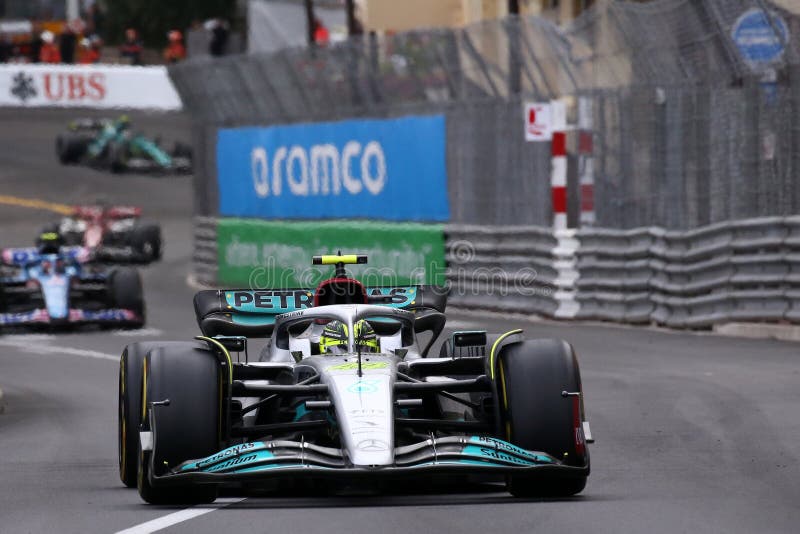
[216,114,449,222]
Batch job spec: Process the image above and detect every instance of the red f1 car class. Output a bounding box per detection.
[42,205,162,264]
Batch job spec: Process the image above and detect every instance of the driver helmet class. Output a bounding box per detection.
[319,320,379,355]
[36,232,64,255]
[116,114,131,130]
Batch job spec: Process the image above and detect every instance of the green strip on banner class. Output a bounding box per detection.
[217,219,446,288]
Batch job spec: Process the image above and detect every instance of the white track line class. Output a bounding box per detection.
[0,339,118,362]
[0,337,245,530]
[113,328,164,337]
[0,333,57,341]
[115,498,245,534]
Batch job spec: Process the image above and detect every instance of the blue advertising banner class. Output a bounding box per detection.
[217,115,449,221]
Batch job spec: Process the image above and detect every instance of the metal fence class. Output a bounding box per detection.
[171,0,800,229]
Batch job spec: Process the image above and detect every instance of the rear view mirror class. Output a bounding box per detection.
[452,331,487,348]
[212,335,247,352]
[449,331,488,358]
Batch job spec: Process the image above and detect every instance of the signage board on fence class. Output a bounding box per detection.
[731,8,789,69]
[217,218,446,287]
[216,115,449,222]
[0,65,182,110]
[524,102,552,142]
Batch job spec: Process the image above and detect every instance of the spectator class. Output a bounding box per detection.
[9,45,28,64]
[60,25,77,64]
[0,33,11,63]
[78,37,101,64]
[206,18,229,57]
[39,31,61,63]
[86,3,105,40]
[119,28,143,65]
[29,24,43,63]
[163,30,186,63]
[313,18,330,46]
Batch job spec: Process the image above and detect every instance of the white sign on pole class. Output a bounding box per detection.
[524,102,552,142]
[551,99,567,131]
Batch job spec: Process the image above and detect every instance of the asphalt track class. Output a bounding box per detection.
[0,109,799,534]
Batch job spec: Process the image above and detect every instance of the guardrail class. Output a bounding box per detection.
[444,225,570,319]
[193,217,218,287]
[575,216,800,327]
[191,216,800,329]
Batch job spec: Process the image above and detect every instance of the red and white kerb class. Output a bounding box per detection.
[550,100,568,230]
[578,97,595,226]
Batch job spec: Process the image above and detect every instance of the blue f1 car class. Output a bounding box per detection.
[0,235,145,329]
[119,253,592,504]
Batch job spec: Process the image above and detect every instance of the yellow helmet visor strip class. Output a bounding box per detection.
[312,255,367,266]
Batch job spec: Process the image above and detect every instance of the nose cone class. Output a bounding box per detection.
[40,276,70,319]
[326,365,394,467]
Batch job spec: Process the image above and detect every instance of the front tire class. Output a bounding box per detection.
[107,142,129,173]
[138,344,221,504]
[110,268,145,328]
[498,339,589,497]
[118,342,161,487]
[56,133,90,164]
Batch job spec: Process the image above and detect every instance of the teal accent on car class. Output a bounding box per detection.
[230,313,277,326]
[467,436,554,463]
[462,445,536,466]
[180,442,266,472]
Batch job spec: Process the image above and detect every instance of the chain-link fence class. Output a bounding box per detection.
[171,0,800,229]
[580,0,800,228]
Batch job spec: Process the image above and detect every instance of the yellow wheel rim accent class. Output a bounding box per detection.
[488,329,523,380]
[195,336,234,385]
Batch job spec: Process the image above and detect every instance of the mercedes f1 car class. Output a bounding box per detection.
[42,205,162,264]
[1,237,145,329]
[56,116,192,174]
[118,254,592,504]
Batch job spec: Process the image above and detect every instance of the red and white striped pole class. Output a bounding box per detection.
[550,100,568,230]
[578,96,595,226]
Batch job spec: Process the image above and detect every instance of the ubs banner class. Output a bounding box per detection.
[0,65,182,110]
[216,114,449,221]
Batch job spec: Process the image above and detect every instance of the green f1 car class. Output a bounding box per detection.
[56,116,192,174]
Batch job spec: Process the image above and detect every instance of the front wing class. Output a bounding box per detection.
[93,246,152,264]
[144,435,588,487]
[0,308,141,327]
[122,157,191,174]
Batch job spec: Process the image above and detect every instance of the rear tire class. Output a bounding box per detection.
[110,268,145,327]
[138,344,220,504]
[130,224,162,262]
[498,339,589,497]
[172,141,193,159]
